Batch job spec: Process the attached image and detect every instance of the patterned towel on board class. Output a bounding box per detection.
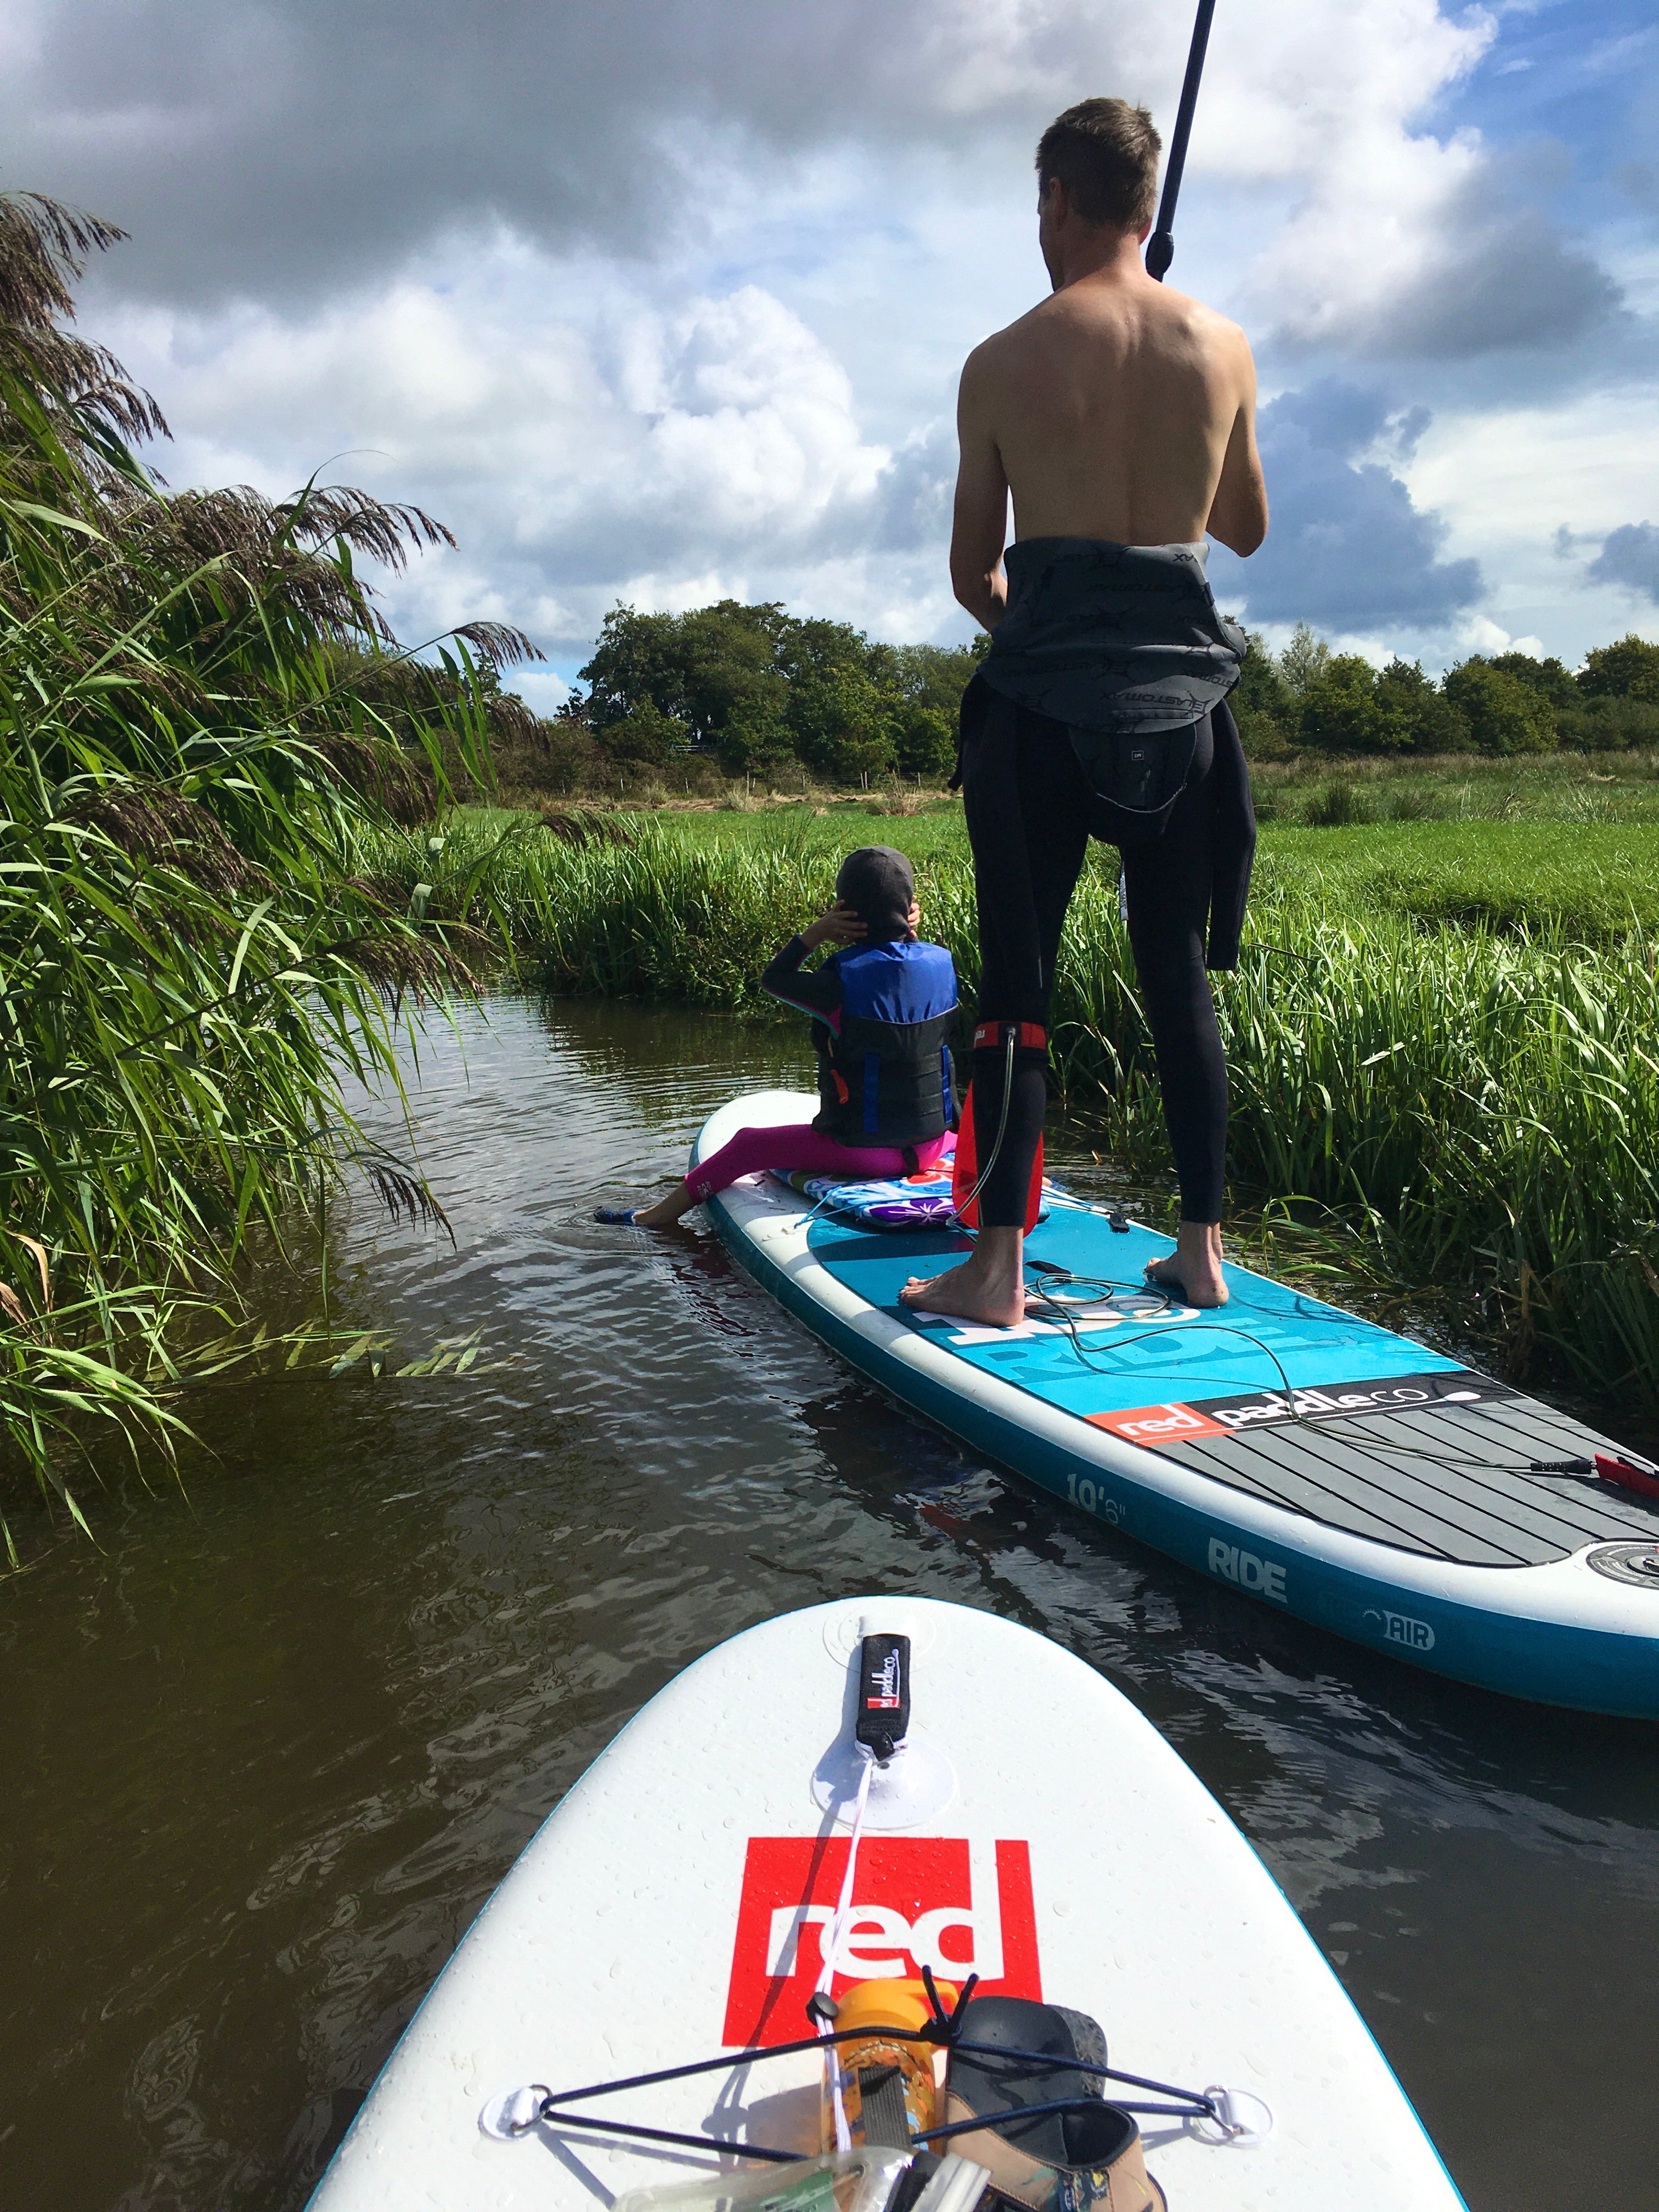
[769,1136,1051,1232]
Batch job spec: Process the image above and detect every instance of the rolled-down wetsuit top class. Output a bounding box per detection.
[761,934,958,1149]
[962,537,1255,970]
[982,537,1246,732]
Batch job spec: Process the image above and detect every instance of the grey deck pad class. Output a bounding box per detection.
[1154,1396,1654,1566]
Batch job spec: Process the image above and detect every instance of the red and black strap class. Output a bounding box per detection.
[972,1020,1048,1053]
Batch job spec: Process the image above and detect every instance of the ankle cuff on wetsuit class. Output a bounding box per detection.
[973,1020,1047,1051]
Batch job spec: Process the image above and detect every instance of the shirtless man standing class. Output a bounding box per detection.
[901,97,1268,1328]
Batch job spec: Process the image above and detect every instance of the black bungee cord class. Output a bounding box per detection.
[513,1968,1225,2153]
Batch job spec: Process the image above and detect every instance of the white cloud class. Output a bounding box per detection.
[1251,140,1620,359]
[1402,391,1659,657]
[107,255,949,658]
[1460,614,1522,654]
[9,0,1653,670]
[1406,392,1659,548]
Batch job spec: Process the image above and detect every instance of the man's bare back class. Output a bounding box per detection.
[950,181,1267,632]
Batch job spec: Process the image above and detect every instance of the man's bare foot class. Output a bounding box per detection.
[1145,1221,1228,1308]
[900,1227,1025,1328]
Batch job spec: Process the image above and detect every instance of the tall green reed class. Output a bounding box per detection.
[0,194,529,1534]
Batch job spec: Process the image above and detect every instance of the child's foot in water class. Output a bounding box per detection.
[1144,1221,1228,1307]
[594,1183,698,1230]
[899,1229,1026,1328]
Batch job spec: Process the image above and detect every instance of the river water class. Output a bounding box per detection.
[4,995,1656,2211]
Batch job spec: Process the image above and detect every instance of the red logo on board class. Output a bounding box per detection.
[723,1836,1042,2049]
[1085,1402,1227,1443]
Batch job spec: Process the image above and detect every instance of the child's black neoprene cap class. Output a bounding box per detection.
[836,845,915,943]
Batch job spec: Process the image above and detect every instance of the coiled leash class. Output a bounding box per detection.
[806,1637,902,2151]
[949,1024,1014,1226]
[951,1023,1048,1234]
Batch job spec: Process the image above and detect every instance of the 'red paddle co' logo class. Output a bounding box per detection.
[1085,1368,1519,1446]
[724,1836,1041,2049]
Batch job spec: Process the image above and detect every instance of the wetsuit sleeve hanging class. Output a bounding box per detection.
[1202,701,1256,973]
[761,935,845,1025]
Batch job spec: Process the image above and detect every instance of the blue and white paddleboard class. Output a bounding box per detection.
[701,1092,1659,1718]
[309,1596,1464,2209]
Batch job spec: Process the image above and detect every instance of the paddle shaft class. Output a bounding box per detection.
[1144,0,1216,281]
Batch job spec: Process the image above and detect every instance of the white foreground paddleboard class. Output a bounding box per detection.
[309,1596,1463,2210]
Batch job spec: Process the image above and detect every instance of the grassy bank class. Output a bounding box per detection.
[369,806,1659,1418]
[458,798,1659,940]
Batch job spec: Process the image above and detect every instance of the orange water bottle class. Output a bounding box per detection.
[820,1978,958,2153]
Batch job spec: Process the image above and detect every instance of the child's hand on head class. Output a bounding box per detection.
[801,901,866,950]
[905,899,921,940]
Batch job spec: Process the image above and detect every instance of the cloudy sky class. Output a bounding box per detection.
[4,0,1657,700]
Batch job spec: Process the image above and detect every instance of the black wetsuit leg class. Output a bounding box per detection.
[961,697,1091,1228]
[1115,723,1229,1226]
[964,697,1231,1229]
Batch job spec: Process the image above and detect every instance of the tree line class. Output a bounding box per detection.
[510,601,983,791]
[1233,624,1659,759]
[503,600,1659,793]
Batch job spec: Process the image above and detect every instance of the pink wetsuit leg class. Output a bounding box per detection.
[685,1125,949,1204]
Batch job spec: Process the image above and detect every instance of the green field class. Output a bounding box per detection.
[467,769,1659,941]
[1254,820,1659,938]
[1249,747,1659,827]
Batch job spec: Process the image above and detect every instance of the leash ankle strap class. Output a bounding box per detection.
[973,1022,1047,1052]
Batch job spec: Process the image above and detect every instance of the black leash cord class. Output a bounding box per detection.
[1021,1260,1638,1490]
[1030,1294,1616,1483]
[1146,0,1217,281]
[1022,1268,1311,1425]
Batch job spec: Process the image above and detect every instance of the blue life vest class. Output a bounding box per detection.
[815,940,958,1149]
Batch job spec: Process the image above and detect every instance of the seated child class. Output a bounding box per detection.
[595,845,958,1228]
